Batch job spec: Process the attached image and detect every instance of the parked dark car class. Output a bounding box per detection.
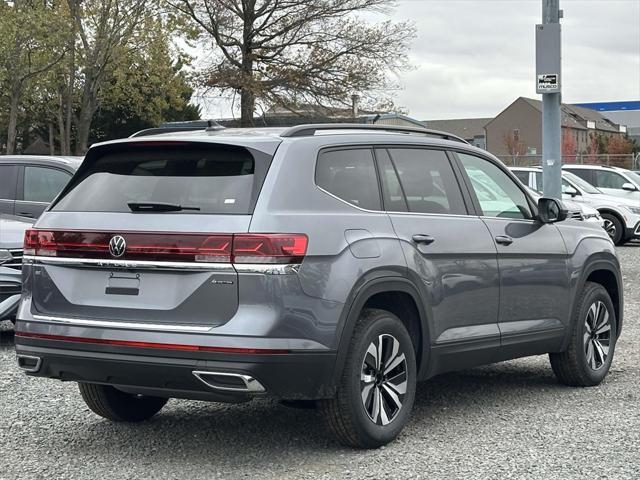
[0,214,33,322]
[0,155,82,218]
[15,124,623,448]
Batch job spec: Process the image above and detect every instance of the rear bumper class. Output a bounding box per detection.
[15,336,337,401]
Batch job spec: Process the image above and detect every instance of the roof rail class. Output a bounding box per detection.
[129,120,225,138]
[279,123,469,144]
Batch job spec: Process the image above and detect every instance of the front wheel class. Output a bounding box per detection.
[549,282,617,387]
[319,308,417,448]
[78,383,168,422]
[602,213,624,245]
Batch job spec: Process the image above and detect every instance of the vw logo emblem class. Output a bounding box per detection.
[109,235,127,258]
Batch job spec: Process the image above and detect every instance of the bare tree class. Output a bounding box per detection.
[171,0,414,126]
[502,129,526,163]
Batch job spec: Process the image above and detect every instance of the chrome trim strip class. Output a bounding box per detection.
[16,355,42,373]
[25,255,301,274]
[23,255,234,272]
[193,370,266,393]
[234,263,300,275]
[30,314,212,333]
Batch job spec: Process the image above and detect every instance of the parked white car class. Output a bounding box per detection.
[511,167,640,245]
[563,165,640,204]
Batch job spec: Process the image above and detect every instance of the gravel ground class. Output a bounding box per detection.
[1,242,639,480]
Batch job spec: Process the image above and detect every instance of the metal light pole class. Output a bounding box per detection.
[537,0,563,199]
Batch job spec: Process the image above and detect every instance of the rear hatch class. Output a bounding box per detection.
[27,140,277,328]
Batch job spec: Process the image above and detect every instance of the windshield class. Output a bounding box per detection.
[563,171,601,194]
[625,170,640,186]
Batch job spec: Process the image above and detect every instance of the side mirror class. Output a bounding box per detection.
[563,186,579,197]
[622,182,638,192]
[538,197,568,223]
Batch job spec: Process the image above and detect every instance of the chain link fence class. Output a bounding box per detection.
[495,153,639,170]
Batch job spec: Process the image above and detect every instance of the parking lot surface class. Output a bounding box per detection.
[1,243,639,480]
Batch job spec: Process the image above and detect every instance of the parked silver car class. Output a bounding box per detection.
[0,214,33,322]
[563,165,640,204]
[512,166,640,245]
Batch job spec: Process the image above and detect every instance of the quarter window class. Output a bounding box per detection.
[24,167,71,203]
[0,165,18,200]
[457,153,532,219]
[383,148,467,215]
[316,148,381,211]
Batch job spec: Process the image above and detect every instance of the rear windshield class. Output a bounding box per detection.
[53,144,270,214]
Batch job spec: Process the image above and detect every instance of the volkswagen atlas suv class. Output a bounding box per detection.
[15,124,623,448]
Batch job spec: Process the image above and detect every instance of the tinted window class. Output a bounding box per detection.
[595,170,628,189]
[24,167,71,203]
[386,148,466,215]
[53,145,266,214]
[0,165,18,200]
[316,148,381,210]
[458,153,532,219]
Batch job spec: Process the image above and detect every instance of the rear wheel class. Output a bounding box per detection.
[78,383,168,422]
[550,282,617,387]
[602,213,624,245]
[319,308,417,448]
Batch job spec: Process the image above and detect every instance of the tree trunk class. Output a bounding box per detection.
[75,82,96,155]
[240,88,255,127]
[58,94,67,155]
[64,0,77,155]
[6,89,20,155]
[48,123,55,155]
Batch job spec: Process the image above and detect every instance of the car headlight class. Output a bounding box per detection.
[622,206,640,215]
[0,249,12,265]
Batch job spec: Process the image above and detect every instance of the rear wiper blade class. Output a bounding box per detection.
[127,202,200,212]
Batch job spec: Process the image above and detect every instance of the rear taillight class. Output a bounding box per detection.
[24,230,307,264]
[232,234,308,264]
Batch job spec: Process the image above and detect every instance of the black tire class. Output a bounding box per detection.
[601,213,624,245]
[550,282,617,387]
[78,383,168,422]
[319,308,417,449]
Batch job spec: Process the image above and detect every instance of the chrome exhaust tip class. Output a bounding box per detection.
[16,355,42,373]
[193,371,265,393]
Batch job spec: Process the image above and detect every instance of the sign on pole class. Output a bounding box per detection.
[536,23,561,94]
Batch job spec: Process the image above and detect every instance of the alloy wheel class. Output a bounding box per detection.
[584,300,612,371]
[360,334,408,425]
[603,219,617,239]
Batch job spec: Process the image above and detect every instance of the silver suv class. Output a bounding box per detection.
[15,124,623,448]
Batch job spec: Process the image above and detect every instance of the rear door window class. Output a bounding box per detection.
[316,148,381,211]
[53,144,269,214]
[385,148,467,215]
[23,166,71,203]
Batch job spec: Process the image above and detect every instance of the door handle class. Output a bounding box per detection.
[412,234,435,245]
[17,212,34,218]
[495,235,514,246]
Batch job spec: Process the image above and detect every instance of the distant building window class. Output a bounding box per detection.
[587,121,596,129]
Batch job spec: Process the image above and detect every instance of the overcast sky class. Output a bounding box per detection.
[196,0,640,122]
